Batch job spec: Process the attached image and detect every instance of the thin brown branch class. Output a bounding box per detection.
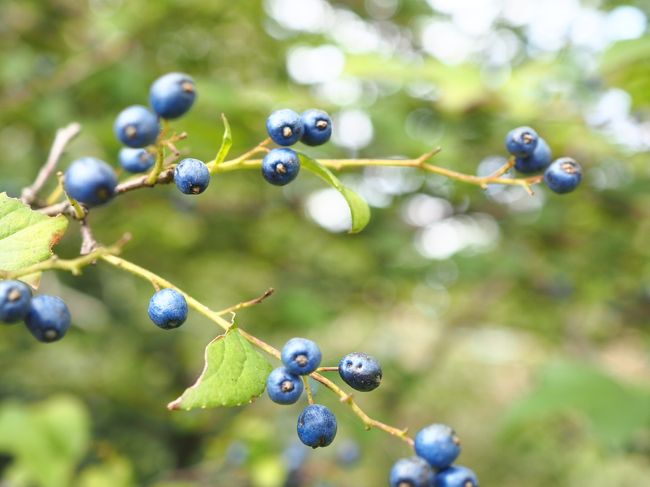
[21,122,81,204]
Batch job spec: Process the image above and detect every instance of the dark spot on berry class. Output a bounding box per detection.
[316,120,328,130]
[561,161,578,174]
[44,329,58,341]
[398,482,414,487]
[522,132,535,144]
[356,363,363,369]
[282,126,293,138]
[276,163,287,174]
[281,380,294,393]
[96,187,109,200]
[7,289,21,302]
[181,81,194,93]
[190,185,201,194]
[295,354,308,366]
[126,125,137,138]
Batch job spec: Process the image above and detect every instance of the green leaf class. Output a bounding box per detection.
[0,193,68,282]
[168,327,272,410]
[214,114,233,164]
[298,153,371,233]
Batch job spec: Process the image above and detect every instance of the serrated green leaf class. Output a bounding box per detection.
[299,153,371,233]
[214,114,233,164]
[168,327,272,410]
[0,193,68,281]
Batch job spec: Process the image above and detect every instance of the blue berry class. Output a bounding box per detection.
[283,441,309,471]
[119,148,155,173]
[267,367,304,404]
[261,148,300,186]
[114,105,160,148]
[338,352,382,392]
[505,126,538,157]
[297,404,337,448]
[435,465,479,487]
[389,457,435,487]
[24,295,71,343]
[174,158,211,195]
[266,109,304,146]
[150,72,197,119]
[282,337,321,375]
[300,109,332,146]
[148,289,188,329]
[64,157,118,207]
[0,280,32,324]
[336,439,361,467]
[544,157,582,194]
[414,424,461,469]
[514,137,551,174]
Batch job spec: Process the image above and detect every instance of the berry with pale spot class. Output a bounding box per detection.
[114,105,160,148]
[281,337,321,375]
[266,109,303,146]
[261,148,300,186]
[24,295,71,343]
[0,280,32,324]
[267,367,304,404]
[174,158,211,195]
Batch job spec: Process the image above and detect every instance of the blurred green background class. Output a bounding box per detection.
[1,0,650,485]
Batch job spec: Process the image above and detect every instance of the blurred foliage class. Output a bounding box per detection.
[1,0,650,486]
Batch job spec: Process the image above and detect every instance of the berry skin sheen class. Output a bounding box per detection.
[544,157,582,194]
[150,72,197,119]
[434,465,479,487]
[266,367,304,404]
[114,105,160,148]
[505,126,538,157]
[297,404,337,448]
[174,158,211,195]
[266,109,304,146]
[64,157,118,207]
[262,148,300,186]
[24,295,71,343]
[119,148,156,173]
[0,280,32,324]
[389,456,435,487]
[338,352,382,392]
[148,289,188,329]
[414,424,461,470]
[281,337,322,375]
[514,137,552,174]
[300,109,332,146]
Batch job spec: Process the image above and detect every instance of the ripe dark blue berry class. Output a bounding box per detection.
[119,148,155,173]
[266,109,304,146]
[261,148,300,186]
[414,424,461,469]
[389,456,434,487]
[434,465,479,487]
[505,126,538,157]
[150,72,197,119]
[338,352,382,392]
[64,157,118,207]
[514,137,551,174]
[24,295,71,343]
[300,109,332,146]
[544,157,582,194]
[174,158,211,195]
[148,289,188,329]
[297,404,337,448]
[282,337,322,375]
[114,105,160,148]
[267,367,304,404]
[0,280,32,324]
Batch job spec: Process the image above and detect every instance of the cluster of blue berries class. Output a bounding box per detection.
[391,424,478,487]
[0,280,71,343]
[505,126,583,194]
[63,73,211,209]
[262,109,332,186]
[266,338,382,449]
